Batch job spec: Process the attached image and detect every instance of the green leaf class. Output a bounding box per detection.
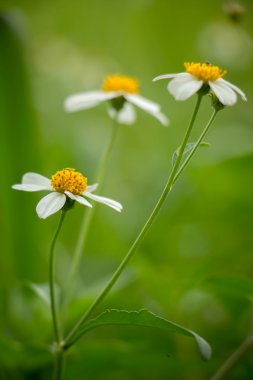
[28,283,50,306]
[72,309,211,360]
[27,282,60,307]
[0,337,51,369]
[0,13,43,280]
[204,275,253,299]
[172,142,210,166]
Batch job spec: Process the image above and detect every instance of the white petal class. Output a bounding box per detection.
[108,103,136,125]
[65,191,92,207]
[84,192,123,212]
[125,94,160,113]
[125,94,169,126]
[218,78,247,101]
[86,183,98,193]
[168,74,203,101]
[151,111,170,127]
[22,172,51,187]
[64,91,118,112]
[153,72,187,81]
[12,184,50,192]
[36,192,66,219]
[209,81,237,106]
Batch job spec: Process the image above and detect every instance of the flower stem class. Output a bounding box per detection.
[49,210,66,344]
[210,335,253,380]
[173,108,219,185]
[64,94,205,348]
[64,119,119,302]
[53,346,65,380]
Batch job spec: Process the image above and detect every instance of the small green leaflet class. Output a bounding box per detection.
[172,142,210,166]
[27,283,60,307]
[28,283,50,306]
[71,309,211,360]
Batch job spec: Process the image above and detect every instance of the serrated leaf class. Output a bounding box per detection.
[72,309,211,360]
[172,142,210,166]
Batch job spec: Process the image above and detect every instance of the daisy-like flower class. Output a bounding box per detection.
[64,74,169,126]
[12,168,122,219]
[153,62,247,106]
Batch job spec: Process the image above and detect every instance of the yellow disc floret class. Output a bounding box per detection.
[184,62,227,82]
[51,168,87,195]
[102,75,139,94]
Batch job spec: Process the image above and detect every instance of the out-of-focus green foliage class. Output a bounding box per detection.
[0,0,253,379]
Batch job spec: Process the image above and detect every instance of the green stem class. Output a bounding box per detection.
[173,109,218,185]
[53,347,65,380]
[65,119,119,300]
[210,335,253,380]
[64,94,204,348]
[49,210,66,344]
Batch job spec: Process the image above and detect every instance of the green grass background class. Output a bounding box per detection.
[0,0,253,379]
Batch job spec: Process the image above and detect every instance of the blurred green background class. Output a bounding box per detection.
[0,0,253,379]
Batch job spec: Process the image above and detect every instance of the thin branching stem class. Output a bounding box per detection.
[64,94,211,348]
[49,210,66,344]
[64,119,119,304]
[173,109,218,184]
[210,335,253,380]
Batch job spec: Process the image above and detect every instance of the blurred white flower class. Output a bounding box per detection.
[64,74,169,126]
[153,62,247,106]
[12,169,122,219]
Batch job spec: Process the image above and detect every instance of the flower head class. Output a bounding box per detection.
[64,74,169,126]
[12,169,122,219]
[153,62,247,106]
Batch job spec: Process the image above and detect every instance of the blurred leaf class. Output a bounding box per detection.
[72,309,211,360]
[204,275,253,299]
[0,337,51,369]
[0,13,43,282]
[28,283,50,306]
[172,142,210,166]
[27,282,61,308]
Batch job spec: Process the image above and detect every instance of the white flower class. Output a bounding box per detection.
[153,62,247,106]
[64,74,169,126]
[12,169,123,219]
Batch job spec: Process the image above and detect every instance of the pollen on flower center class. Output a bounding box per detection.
[102,75,139,94]
[51,168,87,195]
[184,62,227,82]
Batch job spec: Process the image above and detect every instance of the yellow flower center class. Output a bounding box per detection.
[102,75,139,94]
[51,168,87,195]
[184,62,227,82]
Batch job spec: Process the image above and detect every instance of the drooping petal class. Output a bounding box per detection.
[64,91,117,112]
[65,191,92,207]
[36,192,66,219]
[108,103,136,125]
[22,172,51,187]
[84,191,123,212]
[12,184,51,192]
[86,183,99,193]
[218,78,247,101]
[153,72,188,81]
[209,81,237,106]
[125,94,161,114]
[151,111,170,127]
[168,74,203,101]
